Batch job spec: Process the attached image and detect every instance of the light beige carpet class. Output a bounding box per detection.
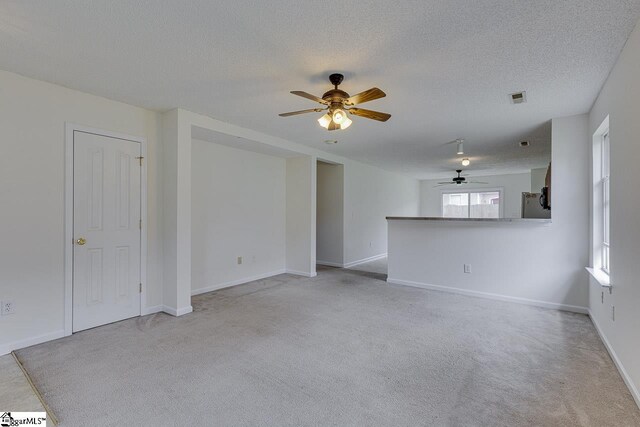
[0,354,47,413]
[16,267,640,426]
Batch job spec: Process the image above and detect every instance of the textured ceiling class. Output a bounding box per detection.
[1,1,639,179]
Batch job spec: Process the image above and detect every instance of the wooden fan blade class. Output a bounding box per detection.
[344,88,386,106]
[467,181,488,184]
[437,182,454,185]
[279,108,326,117]
[290,91,330,105]
[347,108,391,122]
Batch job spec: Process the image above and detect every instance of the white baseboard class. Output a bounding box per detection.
[1,305,188,354]
[589,310,640,409]
[316,260,344,268]
[344,253,387,269]
[142,305,164,315]
[286,270,317,277]
[2,304,190,354]
[387,278,588,314]
[162,305,193,317]
[317,254,387,270]
[191,269,287,296]
[0,329,65,356]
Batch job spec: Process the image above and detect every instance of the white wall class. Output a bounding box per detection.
[388,115,590,312]
[343,161,420,265]
[588,21,640,406]
[160,109,190,314]
[191,140,286,294]
[420,173,531,219]
[286,156,316,276]
[530,167,547,193]
[180,110,421,272]
[0,70,163,354]
[316,162,344,266]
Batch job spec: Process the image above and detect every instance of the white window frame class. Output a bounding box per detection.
[591,116,610,280]
[601,132,610,275]
[440,188,504,218]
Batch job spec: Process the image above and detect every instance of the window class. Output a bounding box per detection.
[592,117,610,278]
[442,190,502,218]
[601,132,610,274]
[442,192,469,218]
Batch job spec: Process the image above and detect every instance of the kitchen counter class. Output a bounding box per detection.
[385,214,586,314]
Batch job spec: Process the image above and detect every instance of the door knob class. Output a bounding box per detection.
[76,237,86,246]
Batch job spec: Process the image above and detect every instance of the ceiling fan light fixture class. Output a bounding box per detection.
[339,116,352,130]
[318,113,332,129]
[332,109,346,125]
[461,158,470,166]
[280,74,390,133]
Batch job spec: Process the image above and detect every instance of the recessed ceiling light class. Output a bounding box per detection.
[510,91,527,104]
[324,139,338,144]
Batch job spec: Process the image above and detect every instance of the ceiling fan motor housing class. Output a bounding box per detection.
[324,74,349,112]
[322,89,350,105]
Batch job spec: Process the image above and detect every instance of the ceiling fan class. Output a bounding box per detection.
[434,170,488,187]
[279,73,391,131]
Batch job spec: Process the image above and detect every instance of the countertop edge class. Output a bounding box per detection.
[386,217,552,224]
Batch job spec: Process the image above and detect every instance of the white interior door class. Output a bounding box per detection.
[73,131,141,332]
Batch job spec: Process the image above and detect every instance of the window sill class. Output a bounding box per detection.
[586,267,611,288]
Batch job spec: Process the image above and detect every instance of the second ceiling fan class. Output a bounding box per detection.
[279,73,391,131]
[434,170,488,187]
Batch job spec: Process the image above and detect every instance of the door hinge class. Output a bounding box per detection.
[139,283,142,293]
[136,156,144,166]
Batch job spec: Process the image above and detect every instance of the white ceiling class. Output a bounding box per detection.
[1,1,639,179]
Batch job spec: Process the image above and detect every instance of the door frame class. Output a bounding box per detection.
[64,123,148,336]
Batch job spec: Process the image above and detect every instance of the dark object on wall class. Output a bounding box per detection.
[540,187,550,210]
[540,162,552,210]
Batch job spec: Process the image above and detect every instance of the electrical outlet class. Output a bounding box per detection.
[464,264,471,274]
[237,256,243,265]
[1,300,15,315]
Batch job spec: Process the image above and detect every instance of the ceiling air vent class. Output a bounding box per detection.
[520,140,530,147]
[510,91,527,104]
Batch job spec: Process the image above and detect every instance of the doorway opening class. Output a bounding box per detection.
[316,160,344,268]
